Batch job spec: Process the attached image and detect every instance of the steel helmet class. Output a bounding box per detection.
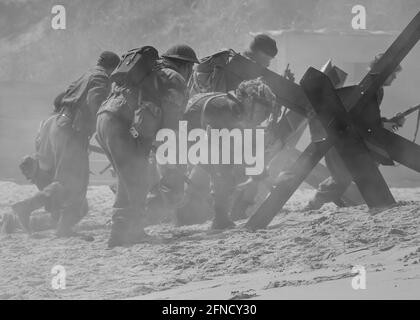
[162,44,199,64]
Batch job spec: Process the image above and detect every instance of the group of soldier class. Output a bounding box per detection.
[4,33,405,248]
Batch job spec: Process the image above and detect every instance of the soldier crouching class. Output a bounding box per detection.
[10,51,120,237]
[182,78,276,229]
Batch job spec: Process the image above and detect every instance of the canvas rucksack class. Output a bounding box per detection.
[110,46,159,87]
[188,49,234,96]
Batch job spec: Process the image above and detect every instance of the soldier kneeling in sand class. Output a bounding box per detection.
[5,52,120,237]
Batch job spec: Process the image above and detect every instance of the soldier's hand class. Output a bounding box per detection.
[383,121,400,132]
[285,69,295,82]
[19,156,38,180]
[395,116,406,127]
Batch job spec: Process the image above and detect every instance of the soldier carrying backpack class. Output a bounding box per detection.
[96,44,199,248]
[11,51,120,237]
[178,34,281,225]
[188,33,279,96]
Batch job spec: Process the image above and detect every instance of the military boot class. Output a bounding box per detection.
[211,205,235,230]
[55,214,77,237]
[125,216,148,245]
[12,193,46,233]
[107,209,147,249]
[55,202,87,237]
[175,188,213,226]
[107,216,128,249]
[229,194,253,222]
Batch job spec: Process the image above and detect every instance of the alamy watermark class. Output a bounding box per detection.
[155,121,265,176]
[352,5,367,30]
[51,265,66,290]
[51,4,368,32]
[351,265,366,290]
[51,5,66,30]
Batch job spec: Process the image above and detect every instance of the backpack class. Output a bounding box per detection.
[188,49,234,96]
[111,46,159,86]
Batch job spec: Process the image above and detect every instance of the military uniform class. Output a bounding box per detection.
[96,58,189,247]
[181,47,281,224]
[183,92,264,229]
[13,64,114,235]
[96,84,152,238]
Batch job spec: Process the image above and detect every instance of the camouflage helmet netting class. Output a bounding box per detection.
[236,77,276,107]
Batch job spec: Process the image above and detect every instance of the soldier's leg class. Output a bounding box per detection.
[12,115,86,234]
[49,125,90,237]
[28,199,88,233]
[229,167,260,221]
[210,164,236,230]
[12,191,49,233]
[96,113,150,247]
[306,147,352,210]
[230,189,258,221]
[146,163,186,225]
[108,147,150,247]
[175,165,213,225]
[14,156,55,232]
[145,165,166,225]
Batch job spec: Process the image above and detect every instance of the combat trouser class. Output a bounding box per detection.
[207,164,236,229]
[96,112,151,247]
[175,165,213,226]
[175,162,237,229]
[307,147,353,209]
[13,114,90,235]
[146,161,187,225]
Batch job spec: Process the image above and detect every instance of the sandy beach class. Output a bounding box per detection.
[1,181,419,300]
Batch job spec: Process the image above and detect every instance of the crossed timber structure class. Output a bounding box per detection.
[228,11,420,230]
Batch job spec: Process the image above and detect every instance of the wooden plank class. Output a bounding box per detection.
[225,53,308,116]
[273,147,364,206]
[348,12,420,117]
[366,127,420,173]
[245,139,333,230]
[301,67,396,208]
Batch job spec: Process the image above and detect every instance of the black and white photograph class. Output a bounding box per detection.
[0,0,420,303]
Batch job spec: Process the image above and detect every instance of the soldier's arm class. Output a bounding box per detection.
[53,91,66,112]
[161,74,188,131]
[86,73,111,116]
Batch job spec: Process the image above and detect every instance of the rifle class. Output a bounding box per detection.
[388,104,420,124]
[283,63,295,82]
[388,104,420,142]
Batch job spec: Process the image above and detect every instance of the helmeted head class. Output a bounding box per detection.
[370,53,402,87]
[162,44,199,80]
[97,51,120,75]
[248,34,278,68]
[235,78,276,126]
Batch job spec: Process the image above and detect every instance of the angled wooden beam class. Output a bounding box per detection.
[245,12,420,230]
[364,127,420,173]
[245,139,332,230]
[225,53,309,117]
[273,146,364,206]
[347,12,420,117]
[301,67,396,208]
